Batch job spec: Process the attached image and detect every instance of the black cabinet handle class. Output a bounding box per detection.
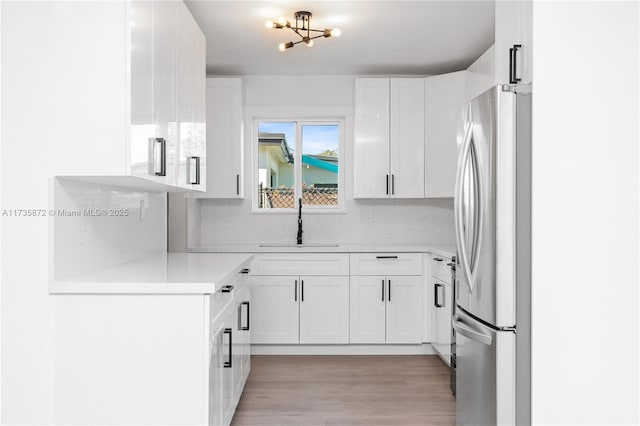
[294,279,298,302]
[509,44,522,84]
[187,156,200,185]
[446,262,455,267]
[388,279,391,302]
[433,258,443,262]
[381,279,385,302]
[391,174,395,195]
[301,280,304,302]
[434,283,443,308]
[376,255,398,259]
[223,328,232,368]
[149,137,166,176]
[386,174,389,195]
[240,268,250,274]
[236,174,240,195]
[221,285,234,293]
[238,301,250,331]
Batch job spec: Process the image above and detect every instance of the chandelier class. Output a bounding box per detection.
[265,11,342,51]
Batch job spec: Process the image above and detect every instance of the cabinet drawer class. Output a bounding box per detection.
[431,255,453,283]
[350,253,422,276]
[210,269,249,324]
[250,253,349,276]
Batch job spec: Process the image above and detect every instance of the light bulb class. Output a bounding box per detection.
[278,43,286,52]
[265,20,274,29]
[277,16,287,25]
[330,28,342,37]
[306,39,314,47]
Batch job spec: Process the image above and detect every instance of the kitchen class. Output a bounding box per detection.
[1,1,638,426]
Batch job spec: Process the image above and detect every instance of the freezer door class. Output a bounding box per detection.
[455,86,520,328]
[454,308,515,426]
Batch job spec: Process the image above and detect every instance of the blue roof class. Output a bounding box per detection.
[301,155,338,173]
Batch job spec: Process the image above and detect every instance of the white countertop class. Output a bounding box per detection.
[188,243,456,258]
[50,253,253,294]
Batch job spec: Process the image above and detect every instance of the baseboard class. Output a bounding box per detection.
[251,343,438,355]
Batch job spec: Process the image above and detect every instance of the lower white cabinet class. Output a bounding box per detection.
[51,279,250,426]
[350,275,422,344]
[249,275,349,344]
[299,276,350,344]
[209,281,251,426]
[431,255,454,365]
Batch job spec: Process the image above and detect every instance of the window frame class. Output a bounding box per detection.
[252,118,345,214]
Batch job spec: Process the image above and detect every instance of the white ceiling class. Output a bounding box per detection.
[185,1,495,76]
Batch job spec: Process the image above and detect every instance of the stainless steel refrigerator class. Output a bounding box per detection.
[454,85,531,426]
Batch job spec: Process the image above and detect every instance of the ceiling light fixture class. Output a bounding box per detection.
[266,11,341,51]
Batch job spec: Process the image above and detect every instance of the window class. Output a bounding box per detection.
[255,120,344,212]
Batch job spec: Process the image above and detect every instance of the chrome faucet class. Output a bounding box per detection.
[296,197,303,245]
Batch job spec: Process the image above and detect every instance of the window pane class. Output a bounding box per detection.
[257,122,295,209]
[301,124,339,207]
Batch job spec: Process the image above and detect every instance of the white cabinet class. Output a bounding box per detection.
[249,276,299,344]
[430,255,454,366]
[209,273,251,426]
[46,0,205,191]
[424,71,467,198]
[349,276,387,343]
[198,78,243,198]
[249,274,349,344]
[176,1,207,191]
[249,254,350,345]
[349,253,423,344]
[350,275,422,344]
[354,78,425,198]
[495,0,532,84]
[299,276,350,344]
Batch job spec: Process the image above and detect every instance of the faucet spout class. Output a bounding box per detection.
[296,197,303,245]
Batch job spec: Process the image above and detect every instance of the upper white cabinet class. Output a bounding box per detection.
[354,78,425,198]
[495,0,532,84]
[198,78,244,198]
[47,0,205,191]
[424,71,467,198]
[176,1,207,191]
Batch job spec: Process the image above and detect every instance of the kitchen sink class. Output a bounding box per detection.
[258,243,340,248]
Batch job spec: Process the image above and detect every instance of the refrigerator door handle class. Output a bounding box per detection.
[455,121,475,294]
[453,317,492,346]
[468,139,484,294]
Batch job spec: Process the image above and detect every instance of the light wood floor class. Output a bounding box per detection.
[232,355,455,426]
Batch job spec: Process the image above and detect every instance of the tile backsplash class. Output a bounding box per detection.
[52,178,166,280]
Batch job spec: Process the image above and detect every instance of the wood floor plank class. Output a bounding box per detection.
[232,355,455,426]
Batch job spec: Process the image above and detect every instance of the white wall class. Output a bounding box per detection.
[531,2,639,424]
[182,75,455,248]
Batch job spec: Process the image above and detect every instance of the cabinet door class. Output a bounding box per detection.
[354,78,390,198]
[389,78,425,198]
[208,325,224,426]
[129,0,155,180]
[201,78,243,198]
[249,276,299,344]
[349,276,386,344]
[152,0,177,186]
[425,72,467,197]
[495,0,532,84]
[235,285,251,395]
[436,281,452,360]
[299,276,349,344]
[175,2,205,191]
[220,318,235,426]
[386,275,422,344]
